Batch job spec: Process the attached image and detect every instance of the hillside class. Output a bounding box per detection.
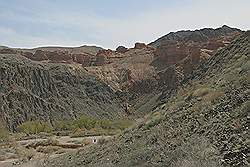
[0,26,243,131]
[0,26,248,167]
[0,54,125,131]
[43,32,249,167]
[150,25,242,47]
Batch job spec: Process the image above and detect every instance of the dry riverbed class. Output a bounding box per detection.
[0,135,112,167]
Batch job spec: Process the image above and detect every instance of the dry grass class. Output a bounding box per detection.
[36,145,61,154]
[14,146,36,161]
[0,126,9,142]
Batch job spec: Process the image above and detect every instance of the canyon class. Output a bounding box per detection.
[0,26,249,167]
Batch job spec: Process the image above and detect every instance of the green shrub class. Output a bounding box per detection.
[54,115,134,136]
[144,112,163,129]
[17,121,52,135]
[112,119,133,130]
[54,120,74,131]
[73,115,97,130]
[96,120,113,129]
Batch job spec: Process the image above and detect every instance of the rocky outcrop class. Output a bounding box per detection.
[151,26,242,90]
[116,46,128,53]
[0,48,18,54]
[94,50,113,66]
[134,42,147,49]
[32,50,49,61]
[46,51,72,63]
[71,53,94,66]
[150,25,242,47]
[19,50,97,65]
[20,51,34,59]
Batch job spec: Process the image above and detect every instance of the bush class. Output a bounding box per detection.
[144,112,163,129]
[0,126,9,142]
[54,115,134,136]
[112,120,133,130]
[36,145,61,154]
[70,128,86,138]
[54,120,74,131]
[73,115,97,130]
[17,121,52,135]
[96,120,113,129]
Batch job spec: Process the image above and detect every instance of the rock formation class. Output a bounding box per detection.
[0,25,244,132]
[134,42,147,49]
[116,46,128,53]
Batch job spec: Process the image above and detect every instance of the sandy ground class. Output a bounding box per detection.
[0,135,111,167]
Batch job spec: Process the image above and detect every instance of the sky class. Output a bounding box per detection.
[0,0,249,49]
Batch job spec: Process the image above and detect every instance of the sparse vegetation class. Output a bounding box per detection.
[13,116,133,139]
[36,145,61,154]
[144,112,163,129]
[54,115,133,137]
[0,126,9,142]
[17,121,52,135]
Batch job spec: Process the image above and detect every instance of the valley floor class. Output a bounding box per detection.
[0,135,112,167]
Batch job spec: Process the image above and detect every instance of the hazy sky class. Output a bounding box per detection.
[0,0,249,49]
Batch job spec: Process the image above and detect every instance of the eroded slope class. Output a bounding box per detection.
[43,32,249,167]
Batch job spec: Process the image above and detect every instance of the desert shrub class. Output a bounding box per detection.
[96,119,113,129]
[71,116,132,131]
[55,115,133,136]
[54,120,74,131]
[0,126,9,142]
[70,128,86,138]
[17,121,52,135]
[112,119,133,130]
[12,132,26,141]
[144,112,163,129]
[73,115,97,130]
[36,145,61,154]
[15,146,36,161]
